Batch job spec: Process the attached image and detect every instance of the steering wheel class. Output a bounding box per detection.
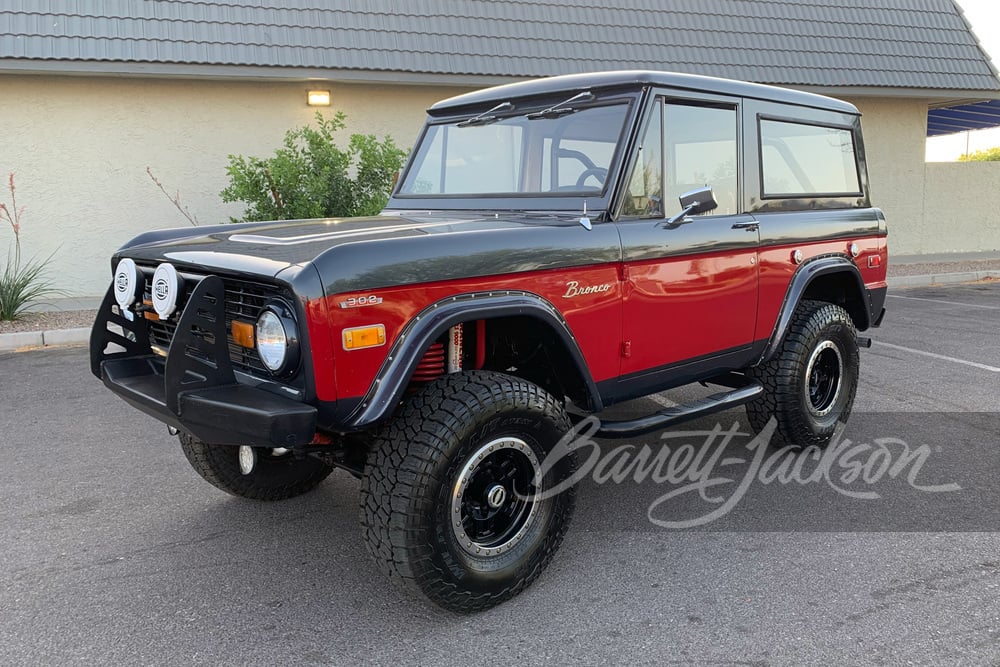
[575,167,608,188]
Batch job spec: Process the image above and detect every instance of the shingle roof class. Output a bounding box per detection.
[1,0,998,94]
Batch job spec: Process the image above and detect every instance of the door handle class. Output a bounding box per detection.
[731,222,759,232]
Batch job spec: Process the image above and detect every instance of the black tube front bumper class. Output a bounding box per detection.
[91,275,316,448]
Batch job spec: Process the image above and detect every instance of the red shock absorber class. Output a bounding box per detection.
[410,342,446,384]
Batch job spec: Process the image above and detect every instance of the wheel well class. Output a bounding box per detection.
[483,315,593,408]
[417,315,593,409]
[801,271,869,330]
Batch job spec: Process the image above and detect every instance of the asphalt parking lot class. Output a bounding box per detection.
[2,281,999,665]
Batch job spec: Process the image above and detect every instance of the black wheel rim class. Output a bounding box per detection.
[805,341,843,416]
[451,437,541,557]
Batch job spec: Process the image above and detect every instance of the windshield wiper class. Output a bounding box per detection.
[456,101,515,127]
[525,91,595,120]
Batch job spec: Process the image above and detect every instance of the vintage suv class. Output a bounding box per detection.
[91,71,887,612]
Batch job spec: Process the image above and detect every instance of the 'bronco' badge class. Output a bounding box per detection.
[563,281,612,298]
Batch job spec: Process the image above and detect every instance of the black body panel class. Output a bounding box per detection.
[118,213,623,298]
[430,71,858,117]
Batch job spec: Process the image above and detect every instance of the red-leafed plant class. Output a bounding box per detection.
[0,173,59,320]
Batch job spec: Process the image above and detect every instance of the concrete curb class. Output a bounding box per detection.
[0,327,90,352]
[887,270,1000,289]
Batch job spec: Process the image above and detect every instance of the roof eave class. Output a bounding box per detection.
[0,59,520,88]
[2,60,999,103]
[792,84,1000,102]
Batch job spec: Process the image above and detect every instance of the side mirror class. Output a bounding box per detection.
[664,186,718,226]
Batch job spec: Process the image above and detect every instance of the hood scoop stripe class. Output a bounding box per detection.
[229,218,478,246]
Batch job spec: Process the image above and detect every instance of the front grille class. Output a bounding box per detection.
[142,271,287,377]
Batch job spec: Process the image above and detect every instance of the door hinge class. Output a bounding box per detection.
[621,340,632,358]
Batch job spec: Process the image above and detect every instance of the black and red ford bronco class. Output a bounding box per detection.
[92,71,887,612]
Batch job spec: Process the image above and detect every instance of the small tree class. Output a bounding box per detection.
[958,147,1000,162]
[0,173,59,321]
[221,112,407,222]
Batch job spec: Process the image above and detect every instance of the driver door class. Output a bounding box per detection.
[615,94,760,393]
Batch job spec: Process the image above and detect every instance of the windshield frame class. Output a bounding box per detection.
[388,91,640,212]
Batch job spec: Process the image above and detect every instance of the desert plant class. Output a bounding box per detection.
[147,166,200,225]
[0,173,59,321]
[958,147,1000,162]
[220,111,407,222]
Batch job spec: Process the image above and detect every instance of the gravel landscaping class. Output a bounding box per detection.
[0,310,96,334]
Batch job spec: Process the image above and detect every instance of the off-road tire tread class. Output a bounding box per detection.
[180,433,333,501]
[747,299,859,448]
[360,370,575,613]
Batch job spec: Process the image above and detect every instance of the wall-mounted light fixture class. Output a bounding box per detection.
[307,90,331,107]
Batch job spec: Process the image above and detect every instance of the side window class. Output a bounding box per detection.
[664,102,739,215]
[622,101,663,217]
[759,119,860,197]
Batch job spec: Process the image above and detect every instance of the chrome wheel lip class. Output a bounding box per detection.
[805,340,844,417]
[451,437,541,558]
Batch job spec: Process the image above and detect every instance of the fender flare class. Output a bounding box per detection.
[345,290,602,428]
[760,254,870,364]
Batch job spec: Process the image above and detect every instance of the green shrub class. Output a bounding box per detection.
[220,111,408,222]
[958,147,1000,162]
[0,173,59,321]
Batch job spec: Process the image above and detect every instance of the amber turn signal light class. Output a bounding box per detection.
[232,320,255,348]
[141,300,160,322]
[343,324,386,350]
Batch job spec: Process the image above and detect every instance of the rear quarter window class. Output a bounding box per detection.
[759,119,861,198]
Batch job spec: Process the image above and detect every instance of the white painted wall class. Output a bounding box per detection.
[2,76,997,299]
[923,162,1000,252]
[851,96,1000,254]
[0,74,467,296]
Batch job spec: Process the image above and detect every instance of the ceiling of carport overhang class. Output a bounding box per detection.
[928,100,1000,136]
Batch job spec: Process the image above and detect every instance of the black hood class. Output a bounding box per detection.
[118,212,623,295]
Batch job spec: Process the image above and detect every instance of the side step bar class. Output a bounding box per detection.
[593,380,764,439]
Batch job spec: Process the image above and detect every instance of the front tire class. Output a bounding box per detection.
[747,299,860,448]
[179,433,333,500]
[360,371,576,613]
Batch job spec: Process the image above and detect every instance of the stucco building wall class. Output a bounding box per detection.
[0,75,468,296]
[851,96,1000,255]
[2,76,998,298]
[923,162,1000,252]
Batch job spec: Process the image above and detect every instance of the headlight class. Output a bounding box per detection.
[255,303,300,375]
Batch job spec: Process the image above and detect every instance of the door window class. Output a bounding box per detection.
[664,102,739,216]
[622,103,663,217]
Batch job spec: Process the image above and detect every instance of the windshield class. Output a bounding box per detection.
[397,102,630,197]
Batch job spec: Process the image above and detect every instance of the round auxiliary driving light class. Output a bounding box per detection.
[255,304,300,375]
[113,258,143,310]
[151,263,183,320]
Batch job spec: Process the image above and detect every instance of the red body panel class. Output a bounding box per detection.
[307,234,888,405]
[756,235,887,340]
[621,248,759,374]
[308,265,622,402]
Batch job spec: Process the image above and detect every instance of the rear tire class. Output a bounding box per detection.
[360,371,576,613]
[180,433,333,500]
[747,299,859,448]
